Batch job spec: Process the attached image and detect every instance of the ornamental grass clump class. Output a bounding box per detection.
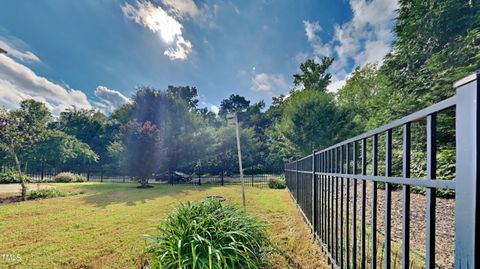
[54,172,85,183]
[146,198,270,269]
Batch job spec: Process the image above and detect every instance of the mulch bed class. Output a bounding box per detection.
[0,195,24,204]
[346,181,455,269]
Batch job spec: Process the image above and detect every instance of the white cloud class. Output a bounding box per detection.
[251,73,289,94]
[210,105,219,114]
[327,78,347,92]
[122,1,193,60]
[0,39,40,62]
[94,86,130,113]
[303,20,332,57]
[302,0,398,87]
[304,20,321,41]
[164,35,192,60]
[161,0,198,18]
[294,52,309,64]
[332,0,397,71]
[0,53,92,115]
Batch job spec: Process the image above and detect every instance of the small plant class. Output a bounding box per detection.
[54,172,86,183]
[146,198,270,269]
[29,188,65,199]
[268,176,286,189]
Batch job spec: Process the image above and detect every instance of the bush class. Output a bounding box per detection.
[74,174,86,182]
[146,199,270,269]
[0,168,31,184]
[29,188,65,199]
[268,176,286,189]
[54,172,86,183]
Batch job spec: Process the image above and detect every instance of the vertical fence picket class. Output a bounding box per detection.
[372,134,378,269]
[323,152,326,243]
[426,113,437,269]
[335,147,339,263]
[331,149,334,255]
[361,138,367,269]
[353,141,358,269]
[340,145,345,268]
[311,150,318,234]
[385,129,392,269]
[296,161,299,202]
[346,143,351,269]
[402,123,411,269]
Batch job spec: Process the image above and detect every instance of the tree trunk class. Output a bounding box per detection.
[12,148,26,201]
[140,177,148,188]
[41,162,44,181]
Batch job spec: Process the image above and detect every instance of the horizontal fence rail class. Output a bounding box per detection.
[284,72,480,269]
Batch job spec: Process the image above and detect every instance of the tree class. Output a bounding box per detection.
[208,126,262,175]
[278,90,350,155]
[336,64,385,133]
[129,87,200,178]
[293,57,333,92]
[218,94,250,118]
[167,85,199,110]
[124,121,162,187]
[265,95,286,125]
[25,130,98,177]
[197,107,221,127]
[377,0,480,123]
[0,100,51,199]
[53,108,110,175]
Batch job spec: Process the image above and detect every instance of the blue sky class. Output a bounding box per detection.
[0,0,397,115]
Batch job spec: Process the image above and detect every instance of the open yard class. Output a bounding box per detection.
[0,183,329,268]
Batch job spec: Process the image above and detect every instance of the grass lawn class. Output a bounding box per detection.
[0,183,329,268]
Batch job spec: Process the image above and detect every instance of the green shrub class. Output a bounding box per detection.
[146,199,270,269]
[0,168,31,184]
[29,188,65,199]
[410,148,455,198]
[54,172,85,183]
[268,176,286,189]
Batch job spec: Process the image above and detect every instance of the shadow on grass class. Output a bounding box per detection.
[76,182,221,208]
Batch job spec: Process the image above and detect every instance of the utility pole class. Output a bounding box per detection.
[227,112,246,210]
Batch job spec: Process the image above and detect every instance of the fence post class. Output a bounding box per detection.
[221,172,224,186]
[296,160,299,201]
[454,71,479,268]
[312,150,317,235]
[251,174,254,187]
[198,174,201,186]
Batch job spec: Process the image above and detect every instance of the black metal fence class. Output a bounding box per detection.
[284,72,480,268]
[2,168,277,187]
[190,174,276,187]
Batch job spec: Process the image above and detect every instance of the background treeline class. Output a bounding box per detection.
[1,1,479,189]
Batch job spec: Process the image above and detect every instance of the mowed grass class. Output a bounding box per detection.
[0,183,329,268]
